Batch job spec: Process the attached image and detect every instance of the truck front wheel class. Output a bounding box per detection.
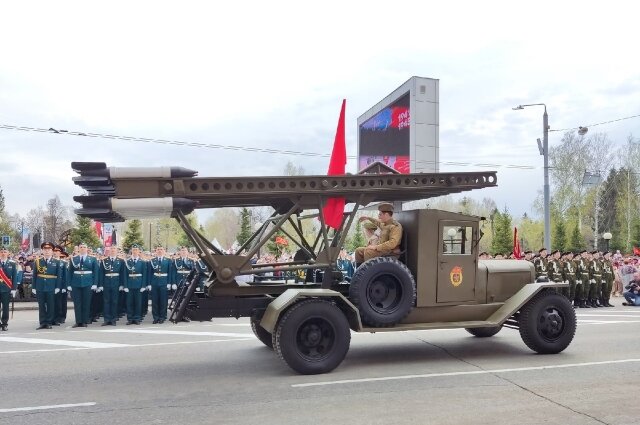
[518,292,576,354]
[273,299,351,375]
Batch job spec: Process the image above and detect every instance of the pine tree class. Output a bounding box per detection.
[568,223,585,251]
[266,229,288,256]
[491,209,513,255]
[347,220,366,252]
[69,216,101,249]
[553,217,567,252]
[122,219,145,252]
[236,207,252,249]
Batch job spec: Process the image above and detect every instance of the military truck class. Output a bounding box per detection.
[71,162,576,375]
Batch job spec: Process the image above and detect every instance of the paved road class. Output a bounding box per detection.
[1,298,639,425]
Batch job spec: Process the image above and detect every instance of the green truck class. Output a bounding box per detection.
[72,162,576,375]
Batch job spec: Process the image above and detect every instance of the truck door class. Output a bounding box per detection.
[437,221,477,303]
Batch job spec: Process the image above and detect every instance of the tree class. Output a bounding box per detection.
[346,220,366,252]
[553,217,567,252]
[236,207,252,249]
[69,216,101,249]
[284,160,305,176]
[491,208,513,256]
[567,222,586,252]
[176,214,199,248]
[122,219,145,252]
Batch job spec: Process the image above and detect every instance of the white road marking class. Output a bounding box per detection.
[93,329,253,338]
[578,314,640,318]
[0,337,252,355]
[0,402,96,413]
[292,358,640,388]
[580,320,640,325]
[0,337,130,348]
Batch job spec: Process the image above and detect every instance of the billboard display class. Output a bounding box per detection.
[358,92,411,173]
[357,76,439,174]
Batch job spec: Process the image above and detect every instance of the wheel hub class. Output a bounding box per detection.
[538,307,564,340]
[367,275,401,313]
[296,318,335,360]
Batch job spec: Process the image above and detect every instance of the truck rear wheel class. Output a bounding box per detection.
[273,299,351,375]
[250,316,273,349]
[465,326,502,337]
[518,291,576,354]
[349,257,416,327]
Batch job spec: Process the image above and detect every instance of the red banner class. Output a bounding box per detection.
[322,100,347,229]
[633,246,640,256]
[513,227,522,259]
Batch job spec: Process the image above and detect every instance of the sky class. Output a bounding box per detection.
[1,0,639,223]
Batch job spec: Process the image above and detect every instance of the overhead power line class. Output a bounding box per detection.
[0,123,539,170]
[550,113,640,132]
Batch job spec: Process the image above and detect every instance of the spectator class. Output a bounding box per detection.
[622,273,640,306]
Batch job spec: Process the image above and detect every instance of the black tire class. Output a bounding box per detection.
[250,317,273,349]
[273,299,351,375]
[465,326,502,338]
[349,257,416,327]
[518,291,576,354]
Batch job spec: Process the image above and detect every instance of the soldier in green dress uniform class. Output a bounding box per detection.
[0,247,18,331]
[33,242,63,329]
[588,251,602,308]
[99,245,125,326]
[148,245,173,324]
[548,250,563,293]
[574,250,590,308]
[124,245,147,325]
[68,242,99,327]
[53,246,69,324]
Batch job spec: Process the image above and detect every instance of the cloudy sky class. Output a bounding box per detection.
[1,0,639,222]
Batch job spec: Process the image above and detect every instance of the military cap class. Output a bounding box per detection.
[591,250,599,254]
[60,251,69,258]
[579,250,588,254]
[78,242,88,247]
[363,221,378,230]
[130,244,142,250]
[53,245,62,252]
[524,250,532,255]
[538,248,547,253]
[377,202,394,213]
[41,242,54,249]
[550,249,560,255]
[562,251,572,256]
[0,246,8,251]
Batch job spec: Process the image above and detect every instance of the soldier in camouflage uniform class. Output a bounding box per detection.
[533,248,549,281]
[601,251,615,307]
[562,251,577,306]
[588,251,602,308]
[548,250,564,293]
[574,250,591,308]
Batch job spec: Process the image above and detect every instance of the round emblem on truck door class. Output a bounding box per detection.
[450,266,463,287]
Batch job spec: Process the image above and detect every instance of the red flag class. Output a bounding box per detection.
[322,99,347,229]
[633,246,640,256]
[513,227,522,259]
[94,221,103,241]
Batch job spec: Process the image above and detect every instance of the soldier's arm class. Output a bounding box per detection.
[377,224,402,251]
[92,258,100,286]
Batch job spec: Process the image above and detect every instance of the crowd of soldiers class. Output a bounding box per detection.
[528,248,615,308]
[0,242,209,331]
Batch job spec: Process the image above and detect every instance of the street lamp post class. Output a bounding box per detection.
[513,103,550,251]
[602,232,612,252]
[447,227,457,253]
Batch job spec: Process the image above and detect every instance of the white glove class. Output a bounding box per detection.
[91,285,98,291]
[98,287,104,293]
[62,288,67,293]
[140,287,146,293]
[119,286,124,291]
[146,285,151,291]
[171,284,177,290]
[55,288,60,294]
[167,284,171,290]
[32,289,36,295]
[67,286,72,292]
[11,290,16,297]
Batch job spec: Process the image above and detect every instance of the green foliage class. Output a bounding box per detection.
[236,207,252,249]
[69,216,101,249]
[553,217,566,252]
[176,214,198,248]
[266,228,288,256]
[491,208,513,256]
[122,219,145,252]
[567,222,586,252]
[346,220,366,252]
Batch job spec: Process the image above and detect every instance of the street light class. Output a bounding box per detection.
[513,103,550,251]
[602,232,612,252]
[447,227,457,253]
